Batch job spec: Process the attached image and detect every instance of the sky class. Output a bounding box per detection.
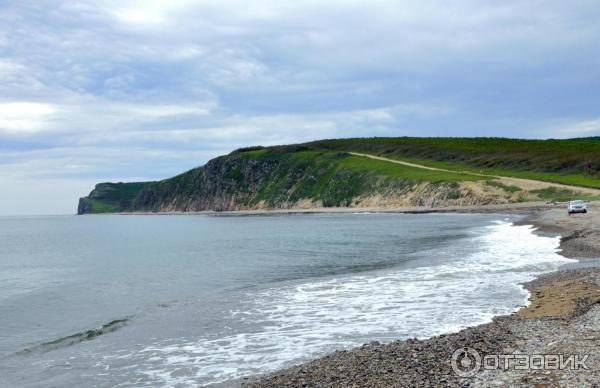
[1,1,600,215]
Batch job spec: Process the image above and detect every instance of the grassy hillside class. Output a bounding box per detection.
[232,149,481,207]
[307,137,600,188]
[78,137,600,214]
[78,147,484,213]
[77,182,152,214]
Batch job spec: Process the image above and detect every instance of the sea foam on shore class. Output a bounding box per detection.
[131,220,573,386]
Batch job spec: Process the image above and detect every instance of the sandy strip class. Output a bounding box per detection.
[91,201,566,217]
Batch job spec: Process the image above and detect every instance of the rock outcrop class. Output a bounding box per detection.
[78,146,522,214]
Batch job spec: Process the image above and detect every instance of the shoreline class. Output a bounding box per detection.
[87,200,559,217]
[240,203,600,387]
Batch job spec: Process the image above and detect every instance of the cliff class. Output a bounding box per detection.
[78,146,499,214]
[78,137,600,214]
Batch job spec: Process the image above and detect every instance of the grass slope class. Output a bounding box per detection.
[308,137,600,188]
[82,181,152,213]
[240,150,481,207]
[79,137,600,213]
[80,148,482,213]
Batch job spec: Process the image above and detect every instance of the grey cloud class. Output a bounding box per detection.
[2,0,600,214]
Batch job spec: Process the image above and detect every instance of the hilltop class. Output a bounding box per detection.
[78,137,600,214]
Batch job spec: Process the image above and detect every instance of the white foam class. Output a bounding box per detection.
[108,221,574,386]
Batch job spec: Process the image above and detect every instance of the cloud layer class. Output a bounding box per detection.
[2,1,600,214]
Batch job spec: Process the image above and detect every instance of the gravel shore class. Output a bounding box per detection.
[243,202,600,387]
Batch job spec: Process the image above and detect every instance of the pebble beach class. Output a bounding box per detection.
[244,203,600,387]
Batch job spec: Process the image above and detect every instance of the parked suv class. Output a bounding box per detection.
[567,200,587,214]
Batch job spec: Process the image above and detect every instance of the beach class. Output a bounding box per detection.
[5,211,549,387]
[2,205,598,386]
[244,202,600,387]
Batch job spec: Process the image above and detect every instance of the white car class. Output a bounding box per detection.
[567,200,587,214]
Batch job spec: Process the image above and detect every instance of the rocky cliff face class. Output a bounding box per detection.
[131,154,282,212]
[77,197,93,214]
[127,151,387,212]
[78,148,517,214]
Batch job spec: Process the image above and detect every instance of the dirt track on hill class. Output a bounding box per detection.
[349,152,600,196]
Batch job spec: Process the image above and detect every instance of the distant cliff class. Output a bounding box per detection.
[78,137,600,214]
[78,146,495,214]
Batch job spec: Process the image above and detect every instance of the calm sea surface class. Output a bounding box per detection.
[0,213,572,386]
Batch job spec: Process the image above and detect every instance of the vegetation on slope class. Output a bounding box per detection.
[307,137,600,188]
[529,187,600,203]
[78,137,600,214]
[79,147,482,213]
[78,182,152,214]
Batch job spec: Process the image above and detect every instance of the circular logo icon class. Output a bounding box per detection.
[451,347,481,377]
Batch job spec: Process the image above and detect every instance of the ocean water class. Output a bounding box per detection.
[0,213,573,387]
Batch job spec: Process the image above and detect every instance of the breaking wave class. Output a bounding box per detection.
[102,221,573,386]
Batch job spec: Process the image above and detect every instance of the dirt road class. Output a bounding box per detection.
[349,152,600,195]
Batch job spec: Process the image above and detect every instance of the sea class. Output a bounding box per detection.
[0,212,573,387]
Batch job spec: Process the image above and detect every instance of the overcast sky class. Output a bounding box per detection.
[1,1,600,215]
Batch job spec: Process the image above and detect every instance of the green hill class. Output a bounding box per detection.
[308,137,600,188]
[78,137,600,214]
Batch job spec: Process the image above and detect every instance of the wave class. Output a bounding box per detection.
[104,221,574,386]
[18,318,129,354]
